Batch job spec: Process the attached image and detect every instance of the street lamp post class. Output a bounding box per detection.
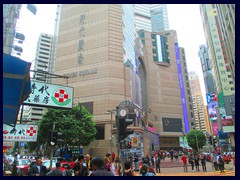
[105,110,116,155]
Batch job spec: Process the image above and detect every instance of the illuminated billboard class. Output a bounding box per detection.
[207,101,218,120]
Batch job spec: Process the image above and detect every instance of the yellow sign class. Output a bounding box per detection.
[131,137,139,147]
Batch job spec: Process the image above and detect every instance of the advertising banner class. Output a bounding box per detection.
[207,101,218,120]
[211,123,220,135]
[3,124,38,142]
[131,137,139,148]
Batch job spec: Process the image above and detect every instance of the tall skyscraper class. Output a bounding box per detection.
[134,4,152,32]
[150,4,169,32]
[200,4,235,150]
[200,4,235,97]
[26,33,54,123]
[198,45,216,94]
[137,30,193,149]
[188,71,210,133]
[134,4,169,32]
[216,4,235,82]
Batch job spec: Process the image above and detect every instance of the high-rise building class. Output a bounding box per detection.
[52,5,192,155]
[198,45,216,94]
[200,4,235,97]
[200,4,235,150]
[134,4,152,32]
[150,4,169,32]
[134,4,169,32]
[26,33,54,124]
[216,4,235,82]
[188,71,210,133]
[138,29,193,148]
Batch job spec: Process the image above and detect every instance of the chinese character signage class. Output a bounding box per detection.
[3,124,38,142]
[224,95,235,115]
[23,81,73,108]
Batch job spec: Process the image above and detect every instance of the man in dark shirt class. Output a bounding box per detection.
[133,153,139,171]
[90,157,114,176]
[29,159,47,176]
[73,154,88,176]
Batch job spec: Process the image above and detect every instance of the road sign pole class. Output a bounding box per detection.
[50,122,56,169]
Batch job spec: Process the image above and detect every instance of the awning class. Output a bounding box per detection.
[3,53,31,126]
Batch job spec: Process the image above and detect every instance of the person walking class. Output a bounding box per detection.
[155,154,161,173]
[194,153,200,171]
[217,152,225,173]
[200,153,207,172]
[181,154,188,172]
[11,154,19,176]
[189,154,195,172]
[211,152,219,171]
[90,157,114,176]
[133,153,139,171]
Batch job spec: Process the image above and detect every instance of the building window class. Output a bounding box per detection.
[190,104,192,109]
[95,125,104,140]
[79,102,93,114]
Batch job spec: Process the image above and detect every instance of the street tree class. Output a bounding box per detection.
[186,129,206,152]
[27,105,97,156]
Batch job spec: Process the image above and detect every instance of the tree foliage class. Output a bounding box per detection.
[27,105,97,154]
[186,129,206,152]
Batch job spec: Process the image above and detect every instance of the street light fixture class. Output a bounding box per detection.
[105,110,116,154]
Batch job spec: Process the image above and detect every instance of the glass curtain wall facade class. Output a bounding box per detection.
[150,4,169,32]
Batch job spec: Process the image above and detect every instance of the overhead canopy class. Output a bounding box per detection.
[3,53,31,126]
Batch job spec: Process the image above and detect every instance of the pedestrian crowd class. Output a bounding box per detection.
[4,149,234,176]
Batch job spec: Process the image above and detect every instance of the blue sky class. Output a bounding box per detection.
[16,4,207,104]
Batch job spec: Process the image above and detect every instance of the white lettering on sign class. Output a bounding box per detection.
[64,68,97,78]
